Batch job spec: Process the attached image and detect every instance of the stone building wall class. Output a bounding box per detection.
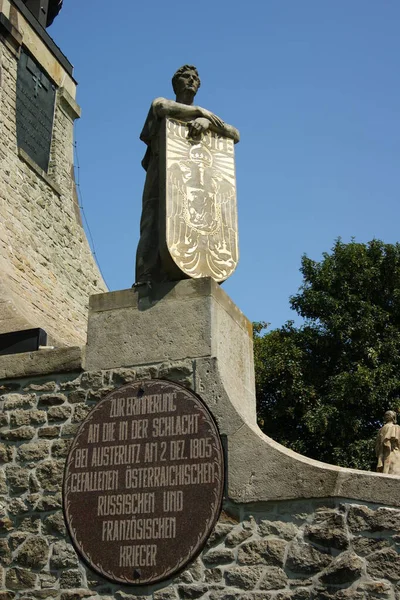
[1,358,400,600]
[0,0,107,347]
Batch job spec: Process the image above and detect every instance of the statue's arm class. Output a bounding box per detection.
[152,97,203,120]
[208,121,240,143]
[189,116,240,143]
[152,98,240,143]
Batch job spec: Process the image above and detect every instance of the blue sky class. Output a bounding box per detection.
[51,1,400,330]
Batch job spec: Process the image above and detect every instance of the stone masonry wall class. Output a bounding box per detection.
[1,364,400,600]
[0,30,107,347]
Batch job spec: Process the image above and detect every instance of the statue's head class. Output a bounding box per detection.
[384,410,397,424]
[172,65,201,97]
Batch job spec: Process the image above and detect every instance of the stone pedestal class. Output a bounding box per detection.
[85,278,400,506]
[85,278,257,430]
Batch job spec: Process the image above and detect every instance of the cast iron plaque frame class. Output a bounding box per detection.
[63,379,225,585]
[16,48,56,172]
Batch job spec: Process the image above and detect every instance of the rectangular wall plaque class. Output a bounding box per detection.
[16,48,56,172]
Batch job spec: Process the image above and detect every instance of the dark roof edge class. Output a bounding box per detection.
[10,0,75,81]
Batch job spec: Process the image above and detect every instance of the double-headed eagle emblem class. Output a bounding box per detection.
[161,119,239,282]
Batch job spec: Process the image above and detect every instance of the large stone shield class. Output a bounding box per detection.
[159,118,239,282]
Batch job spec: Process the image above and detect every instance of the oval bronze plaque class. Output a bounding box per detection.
[63,380,224,585]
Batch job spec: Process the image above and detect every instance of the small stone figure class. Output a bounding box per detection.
[376,410,400,475]
[135,65,239,284]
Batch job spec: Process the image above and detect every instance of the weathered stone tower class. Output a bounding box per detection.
[0,0,107,348]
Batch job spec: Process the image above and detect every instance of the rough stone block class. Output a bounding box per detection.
[224,566,264,589]
[0,443,13,463]
[225,525,253,546]
[5,465,29,493]
[16,536,49,569]
[259,567,288,590]
[347,505,375,533]
[67,389,86,404]
[0,593,17,600]
[204,568,222,583]
[237,539,286,567]
[0,538,12,565]
[59,570,83,588]
[9,409,46,427]
[319,552,363,584]
[35,460,64,491]
[177,584,210,598]
[305,510,349,550]
[71,403,91,422]
[206,522,235,548]
[367,547,400,581]
[286,542,332,576]
[8,532,28,551]
[1,426,35,441]
[15,516,40,534]
[43,511,66,535]
[153,588,179,600]
[23,381,57,392]
[352,536,389,556]
[61,423,80,436]
[38,425,60,438]
[258,519,298,541]
[30,492,62,512]
[47,404,72,421]
[50,540,78,569]
[2,394,35,410]
[0,518,14,534]
[203,547,235,566]
[17,441,50,462]
[79,371,104,389]
[358,581,392,599]
[59,591,94,600]
[0,382,20,394]
[38,393,67,406]
[372,507,400,532]
[5,567,37,590]
[51,439,72,458]
[8,498,29,515]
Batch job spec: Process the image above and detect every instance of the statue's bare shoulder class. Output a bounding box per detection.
[151,97,170,115]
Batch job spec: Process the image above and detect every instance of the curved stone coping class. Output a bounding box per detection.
[0,346,82,380]
[227,421,400,508]
[192,357,400,509]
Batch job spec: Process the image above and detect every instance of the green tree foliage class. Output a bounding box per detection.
[255,239,400,470]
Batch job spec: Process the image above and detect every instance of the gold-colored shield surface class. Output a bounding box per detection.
[160,118,239,282]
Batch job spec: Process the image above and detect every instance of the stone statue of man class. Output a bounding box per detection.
[135,65,239,284]
[376,410,400,475]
